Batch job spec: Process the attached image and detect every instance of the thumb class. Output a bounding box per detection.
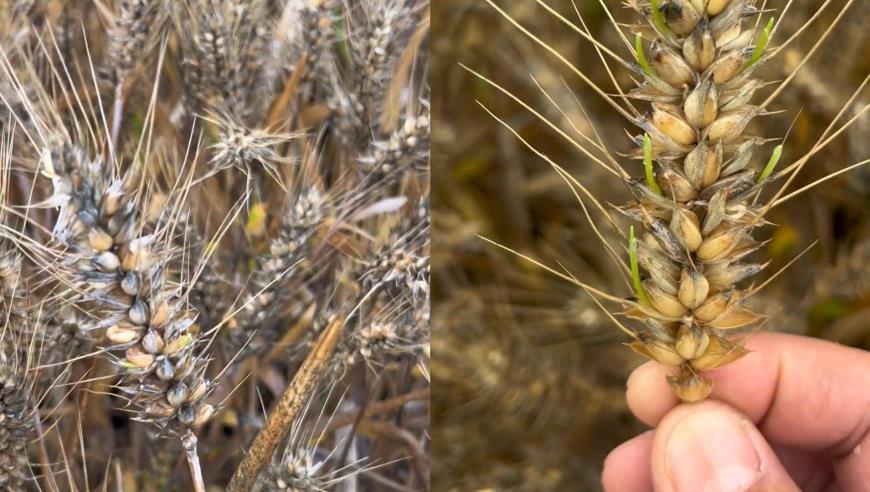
[651,400,799,492]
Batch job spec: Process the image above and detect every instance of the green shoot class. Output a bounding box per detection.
[629,226,652,307]
[643,133,662,195]
[635,33,651,74]
[650,0,674,39]
[747,17,775,68]
[758,144,783,182]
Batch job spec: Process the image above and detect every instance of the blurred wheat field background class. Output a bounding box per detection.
[431,0,869,490]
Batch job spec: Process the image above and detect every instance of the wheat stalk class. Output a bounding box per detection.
[227,317,343,491]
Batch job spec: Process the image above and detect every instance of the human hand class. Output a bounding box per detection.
[601,332,870,492]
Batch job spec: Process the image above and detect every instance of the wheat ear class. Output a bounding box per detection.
[603,0,789,402]
[0,129,40,491]
[0,246,32,492]
[38,144,217,431]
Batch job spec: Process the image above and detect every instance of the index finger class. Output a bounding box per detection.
[625,332,870,455]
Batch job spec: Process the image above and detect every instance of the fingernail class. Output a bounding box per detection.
[665,408,761,492]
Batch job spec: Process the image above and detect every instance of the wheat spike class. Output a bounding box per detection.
[38,142,217,434]
[330,198,430,374]
[0,128,38,491]
[328,0,422,146]
[361,104,431,183]
[293,0,340,95]
[171,0,270,118]
[106,0,161,82]
[228,184,329,358]
[0,248,31,492]
[257,384,367,492]
[611,0,783,401]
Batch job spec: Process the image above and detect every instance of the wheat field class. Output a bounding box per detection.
[0,0,429,490]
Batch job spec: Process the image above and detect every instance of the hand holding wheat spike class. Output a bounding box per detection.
[471,0,870,403]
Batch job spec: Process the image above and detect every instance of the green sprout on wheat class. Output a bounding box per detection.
[629,225,652,307]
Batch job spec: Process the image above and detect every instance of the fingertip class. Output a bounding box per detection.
[626,361,679,426]
[602,431,654,492]
[651,400,800,492]
[626,332,870,455]
[833,429,870,492]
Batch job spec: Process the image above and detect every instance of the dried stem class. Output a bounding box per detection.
[362,421,430,490]
[109,81,125,154]
[226,318,343,491]
[324,386,430,431]
[182,431,206,492]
